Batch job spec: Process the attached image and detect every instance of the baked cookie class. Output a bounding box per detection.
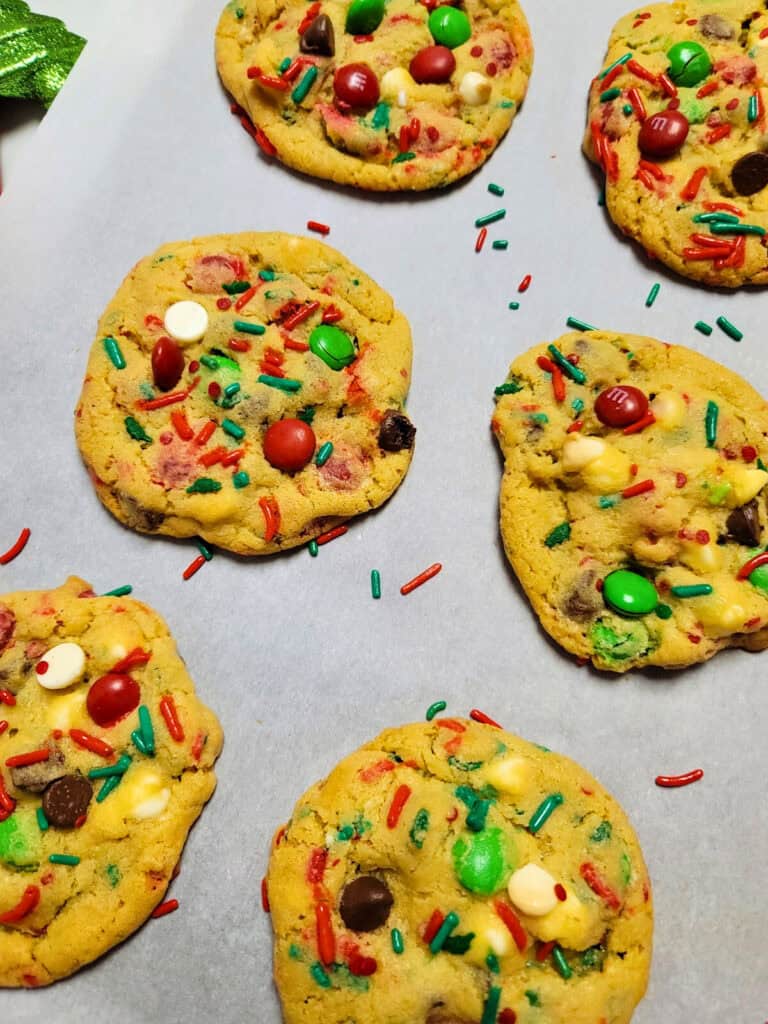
[0,577,222,986]
[216,0,532,190]
[493,330,768,672]
[75,232,415,555]
[266,718,652,1023]
[585,1,768,286]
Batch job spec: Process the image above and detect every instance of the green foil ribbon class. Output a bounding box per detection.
[0,0,86,107]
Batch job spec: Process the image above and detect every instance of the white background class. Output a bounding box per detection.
[1,2,767,1021]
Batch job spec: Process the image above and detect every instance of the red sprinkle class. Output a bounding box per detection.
[228,338,251,353]
[260,497,281,543]
[518,274,532,293]
[469,709,501,728]
[622,412,655,435]
[159,695,185,742]
[655,768,704,788]
[498,1012,517,1024]
[436,718,466,733]
[282,301,320,331]
[216,297,232,310]
[261,877,270,912]
[0,691,16,707]
[347,950,377,976]
[183,554,207,581]
[742,445,757,462]
[697,81,718,99]
[423,909,445,945]
[315,525,348,546]
[5,749,50,768]
[705,124,731,144]
[554,883,567,902]
[622,479,655,499]
[307,848,328,884]
[0,528,31,565]
[283,337,310,352]
[627,86,647,121]
[0,722,7,737]
[171,409,194,441]
[151,899,179,919]
[580,862,621,910]
[492,900,528,952]
[195,421,217,447]
[68,730,114,759]
[316,901,335,965]
[658,72,677,98]
[359,759,396,782]
[0,885,40,924]
[191,732,205,762]
[626,59,657,84]
[680,166,708,201]
[307,220,330,236]
[387,784,412,828]
[737,551,768,580]
[112,648,151,673]
[234,285,258,312]
[475,227,488,253]
[567,420,583,434]
[400,563,442,595]
[536,940,557,962]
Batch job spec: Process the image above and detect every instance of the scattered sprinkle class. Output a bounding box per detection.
[671,584,713,598]
[695,320,713,336]
[124,417,152,444]
[391,928,404,954]
[0,527,31,565]
[645,282,660,307]
[371,569,381,600]
[186,478,222,494]
[103,336,126,369]
[308,540,319,557]
[600,86,621,102]
[151,898,179,919]
[307,220,330,235]
[36,808,49,831]
[492,240,509,250]
[544,522,570,548]
[528,792,563,834]
[103,585,132,597]
[233,319,266,335]
[183,554,208,581]
[426,700,447,721]
[508,301,520,310]
[291,64,318,104]
[258,374,302,392]
[547,344,586,384]
[475,209,506,228]
[488,183,504,196]
[475,227,487,253]
[233,471,250,488]
[552,945,572,980]
[469,708,501,728]
[429,910,460,954]
[716,316,743,342]
[566,316,596,332]
[705,400,719,448]
[655,768,704,788]
[316,525,348,546]
[480,985,502,1024]
[518,274,532,293]
[401,563,442,595]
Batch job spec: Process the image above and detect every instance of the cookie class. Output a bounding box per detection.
[492,329,768,672]
[75,232,415,554]
[216,0,532,190]
[584,1,768,286]
[266,718,652,1023]
[0,577,223,986]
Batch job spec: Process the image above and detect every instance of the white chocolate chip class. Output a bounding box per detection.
[35,642,86,690]
[650,390,686,430]
[459,71,492,106]
[381,68,415,106]
[562,435,607,471]
[507,863,559,916]
[723,467,768,507]
[132,787,171,820]
[163,301,209,344]
[484,755,531,795]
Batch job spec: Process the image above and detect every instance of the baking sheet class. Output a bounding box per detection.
[1,2,767,1020]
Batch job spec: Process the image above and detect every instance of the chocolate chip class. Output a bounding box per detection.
[10,746,67,794]
[42,774,93,828]
[699,14,735,39]
[426,1011,478,1024]
[731,152,768,196]
[727,500,762,546]
[116,494,166,532]
[0,605,15,655]
[300,14,335,57]
[378,410,416,452]
[339,876,393,931]
[561,571,602,621]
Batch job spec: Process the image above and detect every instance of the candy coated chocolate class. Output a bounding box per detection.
[333,63,379,110]
[262,418,316,472]
[42,774,93,829]
[666,41,711,87]
[638,110,689,158]
[594,386,648,428]
[409,45,456,84]
[151,337,185,392]
[309,323,356,370]
[345,0,384,35]
[428,7,471,49]
[378,410,416,452]
[603,570,658,617]
[87,672,141,728]
[339,876,393,931]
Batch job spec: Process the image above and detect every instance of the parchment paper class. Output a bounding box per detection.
[0,3,766,1021]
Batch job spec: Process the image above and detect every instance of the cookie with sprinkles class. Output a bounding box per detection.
[585,1,768,286]
[493,330,768,672]
[266,718,652,1022]
[215,0,532,190]
[0,577,222,986]
[75,232,415,554]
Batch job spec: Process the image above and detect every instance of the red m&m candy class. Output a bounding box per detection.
[638,110,689,158]
[263,419,316,472]
[87,673,140,728]
[409,45,456,84]
[333,63,379,111]
[595,386,648,427]
[151,337,185,391]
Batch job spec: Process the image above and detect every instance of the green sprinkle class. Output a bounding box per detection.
[707,482,732,505]
[199,355,220,370]
[695,320,713,336]
[600,52,632,79]
[571,398,585,415]
[552,945,573,980]
[548,344,587,384]
[221,418,245,440]
[233,471,250,489]
[392,151,415,163]
[692,212,739,224]
[103,585,132,597]
[49,854,80,866]
[106,864,121,887]
[448,756,483,772]
[711,222,766,236]
[622,103,633,115]
[528,792,563,834]
[309,962,331,988]
[716,316,743,341]
[409,808,430,849]
[103,336,126,369]
[259,269,276,281]
[297,406,316,424]
[544,522,571,548]
[337,824,354,840]
[494,378,523,395]
[139,382,155,400]
[599,496,618,509]
[486,952,500,973]
[88,754,132,779]
[235,7,244,17]
[499,100,514,108]
[566,316,596,332]
[187,477,222,494]
[224,383,241,398]
[480,985,502,1024]
[759,458,767,472]
[466,799,491,832]
[222,280,251,295]
[525,990,540,1007]
[292,64,318,104]
[488,183,504,196]
[278,56,291,73]
[131,729,150,756]
[600,87,621,102]
[645,282,660,308]
[426,700,447,721]
[671,584,713,598]
[391,928,404,954]
[492,240,509,251]
[621,852,632,885]
[508,301,520,310]
[96,774,123,802]
[315,442,333,466]
[475,209,506,228]
[590,820,612,843]
[371,101,390,129]
[429,910,460,954]
[258,374,302,392]
[598,186,606,206]
[308,540,319,557]
[370,569,381,599]
[36,807,49,832]
[197,539,214,561]
[233,319,266,335]
[749,94,759,122]
[656,603,673,619]
[125,417,152,444]
[529,412,549,425]
[289,943,303,960]
[705,400,719,447]
[138,705,155,754]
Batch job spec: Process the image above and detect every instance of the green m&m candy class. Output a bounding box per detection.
[345,0,385,35]
[602,570,658,617]
[667,41,711,87]
[428,6,471,49]
[309,324,356,370]
[452,827,515,895]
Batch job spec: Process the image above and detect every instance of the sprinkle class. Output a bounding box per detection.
[49,854,80,866]
[387,784,412,828]
[544,522,570,547]
[680,167,708,201]
[401,563,442,595]
[103,336,126,369]
[487,183,505,197]
[233,471,250,489]
[261,878,270,912]
[695,321,713,336]
[221,418,245,441]
[552,945,572,980]
[580,862,621,909]
[186,478,222,494]
[182,554,206,580]
[5,749,50,768]
[0,691,16,707]
[622,411,655,435]
[307,220,330,235]
[528,792,563,834]
[96,774,123,802]
[475,209,506,228]
[429,911,460,954]
[621,479,655,499]
[259,496,281,542]
[705,400,719,448]
[495,380,522,395]
[710,222,765,236]
[566,316,596,332]
[469,708,501,728]
[391,928,404,954]
[36,808,48,831]
[645,282,660,308]
[475,227,487,252]
[125,417,152,444]
[409,808,430,848]
[0,885,40,924]
[87,754,132,779]
[716,316,743,342]
[0,527,31,565]
[69,729,114,758]
[599,52,632,79]
[194,421,217,447]
[480,985,502,1024]
[655,768,704,788]
[315,900,335,965]
[315,525,348,547]
[291,64,318,104]
[309,963,331,988]
[151,899,179,919]
[466,798,490,832]
[315,442,333,467]
[392,151,415,164]
[492,240,509,250]
[508,301,520,310]
[426,700,447,721]
[493,900,527,951]
[547,344,586,384]
[671,584,713,599]
[258,374,302,392]
[308,540,319,557]
[282,301,320,331]
[737,550,768,579]
[423,909,445,945]
[518,274,532,293]
[224,383,241,399]
[370,569,381,600]
[233,319,266,335]
[600,86,621,102]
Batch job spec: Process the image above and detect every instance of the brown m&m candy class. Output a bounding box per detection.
[594,386,648,428]
[300,14,335,57]
[731,152,768,196]
[339,875,393,931]
[638,110,689,158]
[42,774,93,828]
[378,410,416,452]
